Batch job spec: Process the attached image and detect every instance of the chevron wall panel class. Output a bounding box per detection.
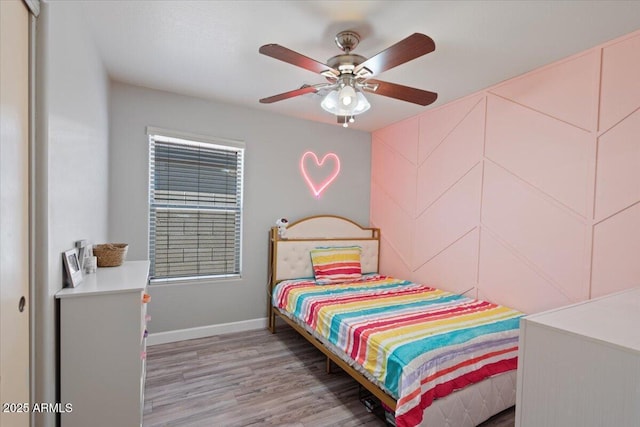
[418,95,485,163]
[374,116,420,164]
[413,164,482,269]
[477,229,573,313]
[481,162,589,302]
[413,229,479,295]
[371,134,417,216]
[417,99,485,213]
[599,33,640,132]
[485,96,592,217]
[591,203,640,298]
[489,50,599,131]
[370,29,640,314]
[595,108,640,221]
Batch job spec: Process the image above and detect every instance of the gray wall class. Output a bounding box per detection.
[35,2,110,426]
[108,82,371,333]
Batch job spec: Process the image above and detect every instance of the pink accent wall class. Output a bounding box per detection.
[370,30,640,313]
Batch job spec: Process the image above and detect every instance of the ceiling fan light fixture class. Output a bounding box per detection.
[353,91,370,114]
[321,87,370,121]
[321,90,367,115]
[320,90,338,111]
[338,84,356,107]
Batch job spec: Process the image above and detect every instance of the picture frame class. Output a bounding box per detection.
[63,249,83,288]
[75,240,92,271]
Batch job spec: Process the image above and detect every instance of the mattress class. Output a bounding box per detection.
[273,274,522,427]
[421,369,516,426]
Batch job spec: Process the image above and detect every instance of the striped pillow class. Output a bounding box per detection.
[310,246,362,284]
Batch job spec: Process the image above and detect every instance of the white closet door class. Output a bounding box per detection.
[0,0,31,426]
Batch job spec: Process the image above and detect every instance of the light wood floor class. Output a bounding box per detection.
[143,325,515,426]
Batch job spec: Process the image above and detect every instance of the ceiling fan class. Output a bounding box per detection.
[259,31,438,127]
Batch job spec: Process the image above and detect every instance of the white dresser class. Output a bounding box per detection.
[56,261,150,427]
[516,287,640,427]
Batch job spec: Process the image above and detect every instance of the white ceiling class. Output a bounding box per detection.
[78,0,640,132]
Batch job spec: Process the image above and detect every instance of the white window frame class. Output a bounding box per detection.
[147,127,244,284]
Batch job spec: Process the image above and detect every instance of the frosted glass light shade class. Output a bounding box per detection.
[338,85,357,107]
[321,89,370,116]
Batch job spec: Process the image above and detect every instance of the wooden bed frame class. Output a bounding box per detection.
[267,215,517,425]
[266,215,395,409]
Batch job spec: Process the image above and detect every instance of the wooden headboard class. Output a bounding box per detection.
[269,215,380,285]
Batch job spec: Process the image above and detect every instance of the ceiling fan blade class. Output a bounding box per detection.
[362,79,438,106]
[259,44,339,77]
[355,33,435,77]
[259,85,319,104]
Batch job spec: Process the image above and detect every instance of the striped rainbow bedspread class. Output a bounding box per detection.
[273,274,522,427]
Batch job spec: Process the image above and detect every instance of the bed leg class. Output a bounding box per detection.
[269,312,276,334]
[267,304,276,333]
[326,357,332,374]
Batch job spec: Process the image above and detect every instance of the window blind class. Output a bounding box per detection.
[149,134,244,282]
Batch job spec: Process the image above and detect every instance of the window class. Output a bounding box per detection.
[148,129,244,282]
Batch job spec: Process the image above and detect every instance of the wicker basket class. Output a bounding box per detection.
[93,243,129,267]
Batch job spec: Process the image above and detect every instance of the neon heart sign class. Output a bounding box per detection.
[300,151,341,198]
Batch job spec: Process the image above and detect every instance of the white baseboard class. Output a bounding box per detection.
[147,317,267,346]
